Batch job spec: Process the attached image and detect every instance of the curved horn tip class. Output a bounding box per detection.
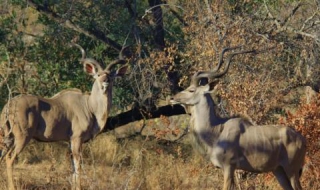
[120,45,132,59]
[105,59,127,71]
[68,43,74,48]
[70,43,86,61]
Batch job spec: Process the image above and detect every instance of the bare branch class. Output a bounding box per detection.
[104,104,186,131]
[264,0,319,41]
[142,3,184,19]
[264,0,281,28]
[282,3,303,26]
[300,10,319,31]
[169,6,188,27]
[286,26,318,39]
[27,0,123,51]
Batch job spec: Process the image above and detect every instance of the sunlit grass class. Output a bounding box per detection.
[0,133,318,190]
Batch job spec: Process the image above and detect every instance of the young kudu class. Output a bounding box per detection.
[170,48,306,190]
[0,43,128,190]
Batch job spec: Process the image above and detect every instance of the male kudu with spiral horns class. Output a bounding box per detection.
[0,43,128,190]
[170,47,306,190]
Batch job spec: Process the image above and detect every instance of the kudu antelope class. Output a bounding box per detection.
[170,48,306,190]
[0,43,128,190]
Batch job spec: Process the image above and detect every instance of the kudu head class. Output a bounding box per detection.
[72,43,128,95]
[171,47,256,106]
[170,72,219,106]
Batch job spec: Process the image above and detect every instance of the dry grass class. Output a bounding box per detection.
[0,133,318,190]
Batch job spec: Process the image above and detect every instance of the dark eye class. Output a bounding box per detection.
[189,88,195,93]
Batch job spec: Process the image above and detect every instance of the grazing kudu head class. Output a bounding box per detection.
[0,43,128,190]
[171,47,306,190]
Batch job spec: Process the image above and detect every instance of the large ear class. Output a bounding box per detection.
[115,65,128,77]
[208,79,219,91]
[204,79,219,94]
[84,62,98,76]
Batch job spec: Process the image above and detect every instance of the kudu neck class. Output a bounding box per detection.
[193,93,220,132]
[88,81,112,130]
[190,93,223,153]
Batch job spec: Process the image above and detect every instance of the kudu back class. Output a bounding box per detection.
[170,47,306,190]
[0,43,128,190]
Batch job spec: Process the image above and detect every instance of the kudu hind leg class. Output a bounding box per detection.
[287,170,303,190]
[6,133,31,190]
[2,132,16,190]
[282,161,303,190]
[6,147,16,190]
[273,167,294,190]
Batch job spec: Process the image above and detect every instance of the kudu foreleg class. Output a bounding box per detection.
[222,166,236,190]
[71,138,82,190]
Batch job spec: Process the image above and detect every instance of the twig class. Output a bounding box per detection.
[264,0,319,41]
[282,3,303,26]
[300,10,318,31]
[142,3,184,19]
[26,0,123,51]
[264,0,281,28]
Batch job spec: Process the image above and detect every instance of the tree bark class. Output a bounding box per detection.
[148,0,165,50]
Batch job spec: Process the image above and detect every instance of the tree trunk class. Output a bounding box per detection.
[148,0,165,50]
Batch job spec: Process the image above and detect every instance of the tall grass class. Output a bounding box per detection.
[0,132,318,190]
